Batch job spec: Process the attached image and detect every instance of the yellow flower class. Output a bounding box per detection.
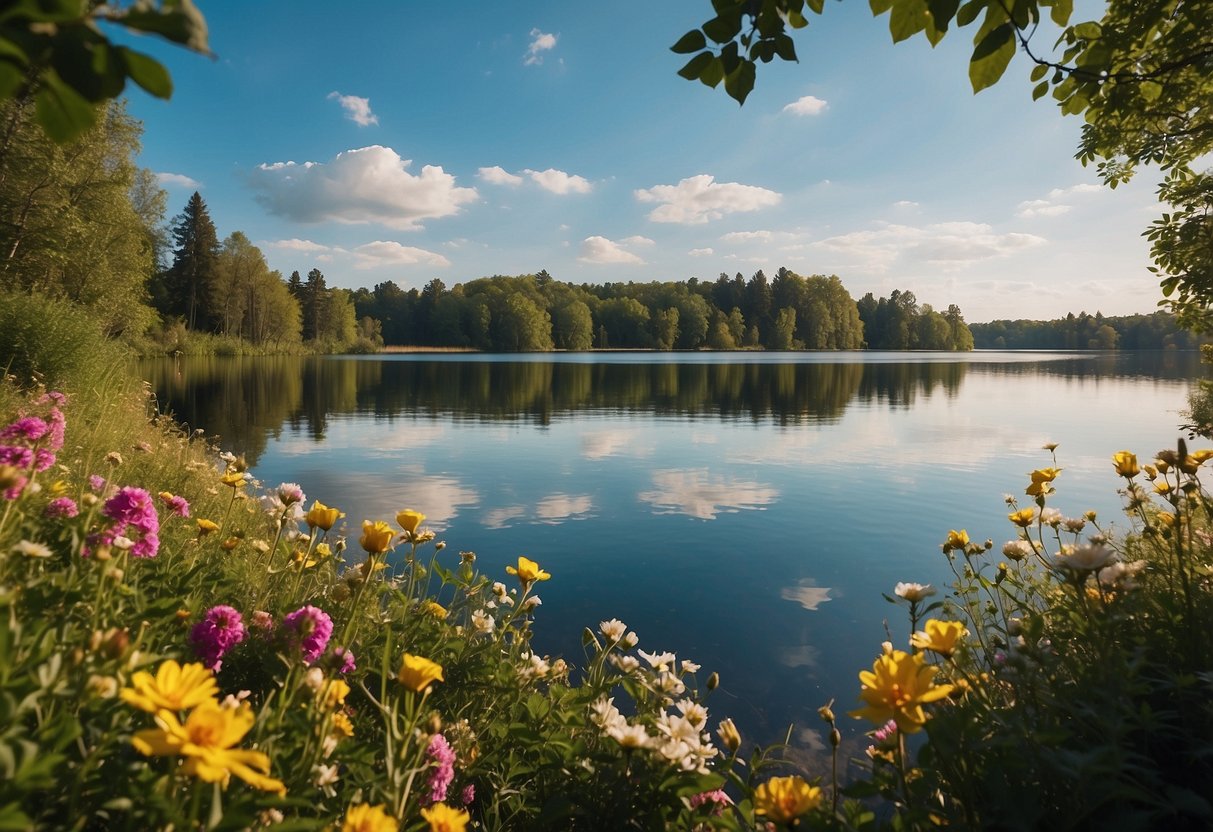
[131,700,285,794]
[396,509,426,536]
[322,679,350,709]
[330,711,354,738]
[850,649,954,734]
[342,804,396,832]
[1155,458,1171,474]
[753,775,822,824]
[1191,449,1213,464]
[420,803,470,832]
[942,529,969,552]
[717,717,741,752]
[120,660,218,713]
[1025,467,1060,497]
[422,600,449,620]
[306,500,342,531]
[505,555,551,585]
[1111,453,1140,480]
[910,619,968,657]
[196,518,219,536]
[397,653,445,692]
[359,520,395,554]
[1008,507,1035,527]
[1154,480,1172,495]
[315,542,332,558]
[1156,511,1176,527]
[219,471,247,489]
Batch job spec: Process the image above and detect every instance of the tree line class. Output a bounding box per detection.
[971,312,1205,351]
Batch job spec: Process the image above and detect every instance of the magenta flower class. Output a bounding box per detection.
[460,784,475,806]
[161,493,190,518]
[88,475,106,492]
[0,417,49,442]
[423,734,456,805]
[189,605,247,671]
[86,486,160,558]
[45,497,79,519]
[689,789,734,815]
[281,605,333,663]
[325,646,356,674]
[0,445,33,469]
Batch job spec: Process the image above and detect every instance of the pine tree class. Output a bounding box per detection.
[160,192,219,330]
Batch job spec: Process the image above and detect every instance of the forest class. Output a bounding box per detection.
[971,312,1205,350]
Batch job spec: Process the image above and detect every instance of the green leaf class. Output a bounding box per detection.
[1071,20,1101,40]
[787,9,809,27]
[34,71,96,142]
[889,0,930,43]
[805,0,825,14]
[870,0,895,14]
[956,0,983,26]
[1032,79,1049,99]
[700,56,725,87]
[1029,62,1047,81]
[927,0,960,30]
[703,14,741,44]
[671,29,708,54]
[1140,80,1163,102]
[968,23,1015,92]
[119,0,210,53]
[677,51,714,81]
[724,58,756,104]
[118,47,172,98]
[774,33,797,61]
[1048,0,1073,26]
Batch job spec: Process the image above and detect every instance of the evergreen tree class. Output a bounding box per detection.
[161,192,219,330]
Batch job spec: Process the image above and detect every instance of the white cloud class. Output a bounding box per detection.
[478,165,524,186]
[782,95,828,116]
[351,241,451,269]
[620,235,655,247]
[263,238,333,253]
[689,247,714,257]
[635,175,781,224]
[809,221,1045,273]
[578,236,644,265]
[893,200,920,209]
[249,146,477,230]
[483,505,527,530]
[524,168,592,194]
[327,91,378,126]
[524,28,557,65]
[156,172,200,189]
[638,469,779,520]
[721,230,774,243]
[1017,182,1103,218]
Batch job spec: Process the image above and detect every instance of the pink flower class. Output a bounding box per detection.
[281,605,333,663]
[0,417,49,442]
[325,646,356,674]
[88,475,106,492]
[423,734,456,805]
[460,784,475,806]
[86,486,160,558]
[0,445,33,469]
[689,789,734,815]
[189,605,247,671]
[45,497,79,518]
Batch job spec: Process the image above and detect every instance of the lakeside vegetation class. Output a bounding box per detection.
[972,312,1206,351]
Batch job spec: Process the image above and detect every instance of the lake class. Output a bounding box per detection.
[138,351,1202,759]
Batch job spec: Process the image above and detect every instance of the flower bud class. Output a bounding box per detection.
[706,671,719,691]
[716,718,741,752]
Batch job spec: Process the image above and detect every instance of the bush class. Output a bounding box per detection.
[0,290,121,387]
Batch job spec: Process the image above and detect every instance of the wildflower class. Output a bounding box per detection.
[1002,540,1034,561]
[322,679,351,709]
[326,646,357,674]
[421,600,449,620]
[471,610,494,634]
[196,518,219,536]
[251,610,274,630]
[1053,543,1116,573]
[282,606,334,664]
[522,595,541,611]
[1108,450,1139,479]
[639,650,676,671]
[330,711,354,738]
[850,649,954,733]
[306,500,342,531]
[1040,507,1062,527]
[12,539,52,558]
[396,509,426,537]
[460,784,475,805]
[90,486,160,558]
[44,496,78,518]
[359,520,395,554]
[910,619,968,657]
[189,605,247,671]
[424,734,456,804]
[1098,559,1147,590]
[276,482,305,505]
[0,416,49,442]
[1154,480,1173,495]
[1008,507,1036,527]
[623,631,639,648]
[219,470,247,488]
[1062,516,1086,533]
[121,661,218,713]
[600,618,627,641]
[398,653,445,692]
[313,763,340,787]
[1026,467,1061,497]
[942,529,969,552]
[610,654,640,673]
[873,718,898,744]
[894,582,936,602]
[607,723,651,749]
[158,491,190,518]
[505,555,551,586]
[717,718,741,752]
[341,803,396,832]
[754,775,822,824]
[590,697,626,731]
[680,659,701,674]
[676,698,709,727]
[689,789,734,815]
[420,803,470,832]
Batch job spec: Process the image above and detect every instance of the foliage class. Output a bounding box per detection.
[675,0,1213,327]
[0,0,208,142]
[972,310,1206,350]
[0,289,120,387]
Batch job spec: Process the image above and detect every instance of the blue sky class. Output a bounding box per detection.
[120,1,1163,322]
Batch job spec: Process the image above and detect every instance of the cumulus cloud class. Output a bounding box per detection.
[638,469,779,520]
[578,236,645,265]
[478,165,524,186]
[263,238,332,253]
[809,221,1045,273]
[689,247,715,257]
[782,95,828,116]
[249,146,477,230]
[327,91,378,126]
[721,230,774,243]
[524,28,557,65]
[351,241,450,269]
[635,175,781,224]
[156,172,200,188]
[524,168,592,194]
[1017,182,1103,218]
[620,235,655,247]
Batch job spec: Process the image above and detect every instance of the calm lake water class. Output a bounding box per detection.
[139,351,1201,756]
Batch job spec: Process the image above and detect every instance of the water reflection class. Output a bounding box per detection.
[638,469,780,520]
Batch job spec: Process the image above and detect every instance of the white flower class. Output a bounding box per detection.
[658,712,701,742]
[1040,507,1063,527]
[639,650,676,671]
[312,763,339,786]
[680,659,700,674]
[610,654,640,673]
[599,618,627,641]
[304,667,325,691]
[1053,542,1115,572]
[471,609,495,634]
[111,535,134,551]
[492,581,507,597]
[623,631,639,648]
[527,654,551,677]
[590,697,626,731]
[1097,559,1147,589]
[655,671,685,696]
[522,595,542,611]
[607,723,651,749]
[13,540,52,558]
[1062,517,1086,533]
[276,482,305,505]
[894,582,936,602]
[674,698,708,727]
[1002,540,1035,561]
